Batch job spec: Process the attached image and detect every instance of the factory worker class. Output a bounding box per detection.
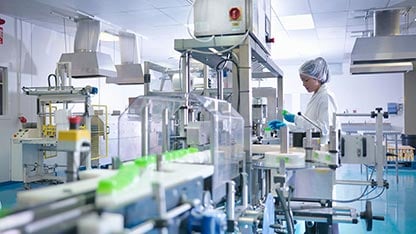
[269,57,338,144]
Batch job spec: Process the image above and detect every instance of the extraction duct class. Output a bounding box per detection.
[106,32,144,85]
[59,18,117,78]
[350,9,416,74]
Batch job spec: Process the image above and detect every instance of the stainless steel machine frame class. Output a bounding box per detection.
[175,34,284,204]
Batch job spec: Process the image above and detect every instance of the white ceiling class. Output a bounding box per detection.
[0,0,415,67]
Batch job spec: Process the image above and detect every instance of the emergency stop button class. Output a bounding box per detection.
[229,7,241,21]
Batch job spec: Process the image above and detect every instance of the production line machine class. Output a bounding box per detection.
[10,62,100,187]
[1,0,391,233]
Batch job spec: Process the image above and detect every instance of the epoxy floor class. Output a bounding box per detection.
[1,165,415,233]
[296,164,416,234]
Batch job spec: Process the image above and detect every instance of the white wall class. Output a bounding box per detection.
[0,14,145,182]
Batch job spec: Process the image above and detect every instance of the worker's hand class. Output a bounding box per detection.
[268,120,286,130]
[282,109,295,123]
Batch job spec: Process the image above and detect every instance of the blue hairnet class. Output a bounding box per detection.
[299,57,330,84]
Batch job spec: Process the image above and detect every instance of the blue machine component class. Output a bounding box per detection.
[188,206,226,234]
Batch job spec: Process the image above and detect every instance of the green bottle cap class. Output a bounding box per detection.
[188,147,199,153]
[97,179,116,194]
[134,158,149,168]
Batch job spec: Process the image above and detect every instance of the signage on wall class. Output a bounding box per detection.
[0,18,4,45]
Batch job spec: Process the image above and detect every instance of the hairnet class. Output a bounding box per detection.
[299,57,330,84]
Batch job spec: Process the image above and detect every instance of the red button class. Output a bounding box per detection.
[229,7,241,21]
[69,116,83,125]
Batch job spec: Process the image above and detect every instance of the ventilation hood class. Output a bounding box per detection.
[350,9,416,74]
[106,32,144,85]
[350,35,416,74]
[59,18,117,78]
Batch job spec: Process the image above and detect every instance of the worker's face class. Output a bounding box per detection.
[300,74,321,93]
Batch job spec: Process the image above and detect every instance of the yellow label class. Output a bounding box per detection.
[58,130,90,142]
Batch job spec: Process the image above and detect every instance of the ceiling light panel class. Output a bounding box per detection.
[309,0,349,13]
[280,14,315,30]
[274,0,310,16]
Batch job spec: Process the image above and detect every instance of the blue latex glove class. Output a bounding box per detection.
[268,120,286,130]
[282,109,295,123]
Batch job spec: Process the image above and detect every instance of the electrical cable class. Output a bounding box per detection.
[214,55,241,111]
[333,168,377,203]
[360,188,385,201]
[187,31,250,56]
[186,0,215,43]
[275,188,294,234]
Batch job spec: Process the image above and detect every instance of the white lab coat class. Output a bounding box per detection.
[292,83,337,144]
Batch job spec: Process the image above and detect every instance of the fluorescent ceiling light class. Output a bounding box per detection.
[280,14,315,30]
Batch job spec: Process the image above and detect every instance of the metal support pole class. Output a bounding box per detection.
[66,152,80,182]
[280,125,289,153]
[179,52,190,137]
[152,182,168,234]
[226,181,235,221]
[241,172,248,208]
[375,111,385,187]
[305,129,313,162]
[217,69,224,100]
[84,96,92,169]
[232,38,253,203]
[162,108,170,153]
[141,105,149,156]
[143,61,150,96]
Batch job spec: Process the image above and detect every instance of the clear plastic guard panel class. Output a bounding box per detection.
[118,93,244,200]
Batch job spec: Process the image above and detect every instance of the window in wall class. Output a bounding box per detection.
[0,67,6,115]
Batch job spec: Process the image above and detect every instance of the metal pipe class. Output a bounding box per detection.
[141,105,149,156]
[130,220,155,234]
[335,113,371,117]
[298,112,322,133]
[305,129,313,162]
[335,180,372,186]
[164,203,192,220]
[130,203,192,234]
[66,152,80,182]
[152,182,167,234]
[217,69,224,100]
[241,172,248,208]
[280,125,289,153]
[143,61,150,96]
[226,181,236,220]
[276,188,294,234]
[375,110,385,187]
[162,108,169,153]
[84,96,92,169]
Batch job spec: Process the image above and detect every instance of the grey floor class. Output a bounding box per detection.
[1,165,415,233]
